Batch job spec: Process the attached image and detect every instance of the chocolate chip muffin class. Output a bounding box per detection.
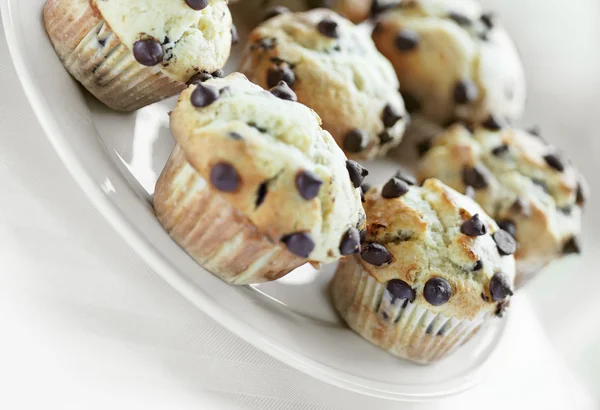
[418,122,587,285]
[331,177,515,364]
[154,73,366,284]
[371,0,526,125]
[44,0,233,111]
[239,9,408,160]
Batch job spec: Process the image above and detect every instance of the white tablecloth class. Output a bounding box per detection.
[0,17,596,410]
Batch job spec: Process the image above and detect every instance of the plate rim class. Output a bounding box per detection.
[0,0,505,401]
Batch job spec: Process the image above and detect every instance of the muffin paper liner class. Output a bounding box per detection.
[44,0,186,111]
[154,145,307,285]
[332,257,489,364]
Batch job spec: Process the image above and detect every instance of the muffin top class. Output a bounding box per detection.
[371,0,525,125]
[239,9,408,159]
[92,0,232,81]
[418,123,586,278]
[360,177,516,319]
[169,73,366,263]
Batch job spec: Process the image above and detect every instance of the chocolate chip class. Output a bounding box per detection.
[480,12,495,29]
[295,170,323,200]
[210,162,240,192]
[281,232,315,258]
[378,130,394,145]
[228,131,243,140]
[477,31,490,41]
[532,178,549,193]
[188,71,213,84]
[267,63,295,88]
[509,198,529,216]
[489,272,513,301]
[473,260,483,271]
[558,206,573,215]
[528,125,541,137]
[496,219,516,238]
[219,86,230,96]
[255,181,268,207]
[346,160,369,188]
[339,227,361,255]
[185,0,209,10]
[423,277,452,306]
[317,19,339,38]
[211,69,224,78]
[191,83,220,108]
[382,104,403,128]
[269,81,297,101]
[248,122,267,133]
[448,11,472,26]
[133,39,164,66]
[263,5,290,21]
[416,138,432,157]
[492,144,509,156]
[231,25,239,46]
[251,37,276,51]
[381,177,410,198]
[495,300,509,317]
[453,79,478,104]
[493,229,517,255]
[461,214,487,237]
[371,0,398,15]
[544,153,565,172]
[98,38,107,47]
[563,236,581,255]
[402,92,421,113]
[462,165,489,189]
[361,243,392,266]
[464,185,475,199]
[482,114,504,131]
[576,181,586,206]
[359,229,367,243]
[386,279,415,303]
[394,29,419,51]
[343,129,368,153]
[394,170,416,185]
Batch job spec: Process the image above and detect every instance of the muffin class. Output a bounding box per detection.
[154,73,366,284]
[332,177,516,364]
[239,9,408,160]
[371,0,526,125]
[418,122,587,285]
[332,177,516,363]
[43,0,233,111]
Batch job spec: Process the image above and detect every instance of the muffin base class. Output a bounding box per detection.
[154,145,307,285]
[43,0,186,111]
[331,257,489,364]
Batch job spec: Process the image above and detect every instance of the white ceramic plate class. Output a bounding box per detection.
[1,0,510,400]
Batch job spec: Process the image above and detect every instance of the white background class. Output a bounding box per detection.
[1,0,600,408]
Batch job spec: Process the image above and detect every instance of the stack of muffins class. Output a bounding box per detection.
[44,0,587,364]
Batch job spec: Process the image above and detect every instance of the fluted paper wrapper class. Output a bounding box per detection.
[154,145,306,285]
[44,0,186,111]
[332,257,489,364]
